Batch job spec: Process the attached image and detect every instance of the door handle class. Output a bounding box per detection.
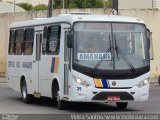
[33,60,35,63]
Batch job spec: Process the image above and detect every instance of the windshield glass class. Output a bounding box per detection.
[73,22,149,71]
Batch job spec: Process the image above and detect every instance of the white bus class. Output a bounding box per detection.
[8,13,151,110]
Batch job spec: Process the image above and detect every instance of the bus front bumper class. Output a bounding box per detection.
[70,83,149,102]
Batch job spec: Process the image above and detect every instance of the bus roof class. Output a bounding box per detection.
[10,14,145,29]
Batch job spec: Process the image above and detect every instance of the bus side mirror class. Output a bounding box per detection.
[67,32,73,48]
[147,28,154,60]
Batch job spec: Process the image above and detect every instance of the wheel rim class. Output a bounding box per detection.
[22,83,27,99]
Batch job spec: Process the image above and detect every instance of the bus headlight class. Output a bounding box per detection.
[136,78,149,88]
[72,75,91,87]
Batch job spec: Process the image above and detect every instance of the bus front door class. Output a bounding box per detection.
[33,31,42,97]
[64,30,70,95]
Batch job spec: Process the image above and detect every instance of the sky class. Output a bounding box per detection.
[2,0,49,5]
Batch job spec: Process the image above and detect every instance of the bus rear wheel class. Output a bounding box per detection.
[116,102,128,110]
[21,80,33,104]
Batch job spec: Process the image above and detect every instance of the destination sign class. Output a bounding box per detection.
[77,53,112,61]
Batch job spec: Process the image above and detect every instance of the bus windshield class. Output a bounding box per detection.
[73,22,149,73]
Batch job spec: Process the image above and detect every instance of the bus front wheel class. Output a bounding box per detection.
[56,91,67,110]
[116,102,128,110]
[21,80,33,104]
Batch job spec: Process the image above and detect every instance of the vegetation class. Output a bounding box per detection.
[32,4,48,11]
[17,0,112,11]
[17,2,48,11]
[54,0,112,9]
[17,2,33,11]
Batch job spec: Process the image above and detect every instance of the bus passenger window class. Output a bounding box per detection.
[14,29,24,55]
[23,28,34,55]
[42,26,47,55]
[46,25,61,55]
[8,30,15,55]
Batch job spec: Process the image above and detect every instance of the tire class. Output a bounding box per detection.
[158,75,160,85]
[21,80,33,104]
[56,91,67,110]
[116,102,128,110]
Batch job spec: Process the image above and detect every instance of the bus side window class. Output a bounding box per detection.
[46,25,61,55]
[23,28,34,55]
[8,30,15,55]
[14,29,24,55]
[42,26,47,55]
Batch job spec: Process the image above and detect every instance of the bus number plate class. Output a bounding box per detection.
[107,96,120,101]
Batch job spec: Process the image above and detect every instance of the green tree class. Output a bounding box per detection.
[53,0,62,9]
[95,0,103,8]
[74,0,85,8]
[106,0,112,8]
[68,3,78,8]
[52,0,112,9]
[17,2,33,11]
[33,4,48,11]
[17,0,112,11]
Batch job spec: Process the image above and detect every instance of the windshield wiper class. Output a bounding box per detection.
[93,35,112,74]
[92,34,136,74]
[115,35,119,61]
[114,35,136,72]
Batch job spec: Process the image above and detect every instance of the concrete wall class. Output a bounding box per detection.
[119,0,159,9]
[0,9,160,81]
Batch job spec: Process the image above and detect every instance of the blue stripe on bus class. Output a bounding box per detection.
[51,58,55,73]
[102,79,109,88]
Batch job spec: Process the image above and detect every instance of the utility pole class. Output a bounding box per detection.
[14,0,15,12]
[62,0,64,9]
[48,0,53,17]
[103,0,106,9]
[112,0,119,15]
[152,0,154,10]
[103,0,106,14]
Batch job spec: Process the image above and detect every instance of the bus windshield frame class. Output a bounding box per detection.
[72,22,150,79]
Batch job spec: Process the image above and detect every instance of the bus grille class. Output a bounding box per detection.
[92,92,134,100]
